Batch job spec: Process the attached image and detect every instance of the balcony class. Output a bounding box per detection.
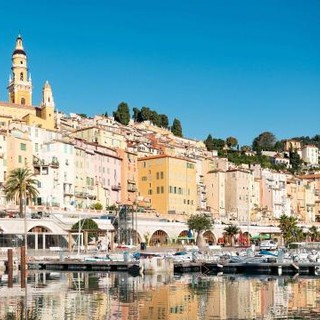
[111,183,121,191]
[63,190,74,196]
[127,185,138,192]
[50,160,59,168]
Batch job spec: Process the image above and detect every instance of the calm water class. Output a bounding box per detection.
[1,271,320,319]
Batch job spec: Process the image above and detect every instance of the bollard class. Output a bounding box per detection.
[21,246,26,288]
[7,249,13,288]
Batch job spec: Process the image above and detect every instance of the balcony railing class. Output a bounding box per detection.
[127,185,138,192]
[111,184,121,191]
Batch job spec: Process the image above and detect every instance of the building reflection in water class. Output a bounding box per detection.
[0,271,320,319]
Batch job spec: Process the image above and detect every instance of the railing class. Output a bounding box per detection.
[111,184,121,191]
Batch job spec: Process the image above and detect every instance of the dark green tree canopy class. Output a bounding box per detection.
[252,131,277,152]
[133,107,169,128]
[289,151,303,174]
[72,218,99,241]
[204,134,225,151]
[113,102,130,125]
[171,118,183,137]
[226,136,238,149]
[278,214,305,245]
[187,213,213,233]
[159,114,169,128]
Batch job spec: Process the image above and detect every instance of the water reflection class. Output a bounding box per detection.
[1,271,320,319]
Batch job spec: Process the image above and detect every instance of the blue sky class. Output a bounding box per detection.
[0,0,319,146]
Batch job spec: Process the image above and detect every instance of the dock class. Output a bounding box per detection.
[174,261,320,276]
[28,260,141,276]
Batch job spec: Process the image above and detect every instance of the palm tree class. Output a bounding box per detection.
[278,214,305,245]
[4,168,39,217]
[308,226,320,242]
[223,224,240,246]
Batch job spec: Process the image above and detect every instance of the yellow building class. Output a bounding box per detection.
[6,126,33,173]
[138,155,197,216]
[0,34,55,131]
[71,126,127,149]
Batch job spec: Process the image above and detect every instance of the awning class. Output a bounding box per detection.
[250,234,271,240]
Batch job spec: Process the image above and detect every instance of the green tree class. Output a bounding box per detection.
[90,202,103,210]
[139,106,152,122]
[113,102,130,125]
[150,110,161,126]
[278,214,305,245]
[289,151,302,174]
[226,136,238,149]
[132,107,140,122]
[171,118,183,137]
[72,218,99,242]
[4,168,39,217]
[159,114,169,128]
[223,224,240,246]
[187,213,213,247]
[308,226,320,242]
[204,134,214,151]
[252,131,277,152]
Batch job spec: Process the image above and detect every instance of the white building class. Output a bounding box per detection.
[302,145,319,165]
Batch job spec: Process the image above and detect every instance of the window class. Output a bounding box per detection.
[20,143,26,151]
[21,97,25,105]
[20,72,24,81]
[148,189,152,195]
[161,186,164,194]
[18,155,22,163]
[157,187,160,194]
[160,171,164,179]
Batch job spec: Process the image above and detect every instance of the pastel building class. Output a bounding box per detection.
[225,168,255,222]
[138,155,197,215]
[260,170,289,220]
[34,140,75,208]
[71,126,126,150]
[301,145,319,165]
[286,176,316,222]
[117,148,138,205]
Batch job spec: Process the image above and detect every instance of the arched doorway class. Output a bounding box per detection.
[177,230,194,244]
[149,230,169,246]
[203,230,216,245]
[29,226,67,250]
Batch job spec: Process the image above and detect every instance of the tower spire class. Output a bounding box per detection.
[7,34,32,105]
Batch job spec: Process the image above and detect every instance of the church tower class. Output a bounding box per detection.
[41,80,55,108]
[7,34,32,105]
[40,80,55,130]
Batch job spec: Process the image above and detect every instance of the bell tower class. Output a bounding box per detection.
[7,34,32,105]
[41,81,55,108]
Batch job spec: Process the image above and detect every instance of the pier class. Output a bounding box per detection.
[22,259,320,277]
[28,260,141,276]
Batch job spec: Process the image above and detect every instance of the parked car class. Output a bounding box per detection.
[260,240,278,251]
